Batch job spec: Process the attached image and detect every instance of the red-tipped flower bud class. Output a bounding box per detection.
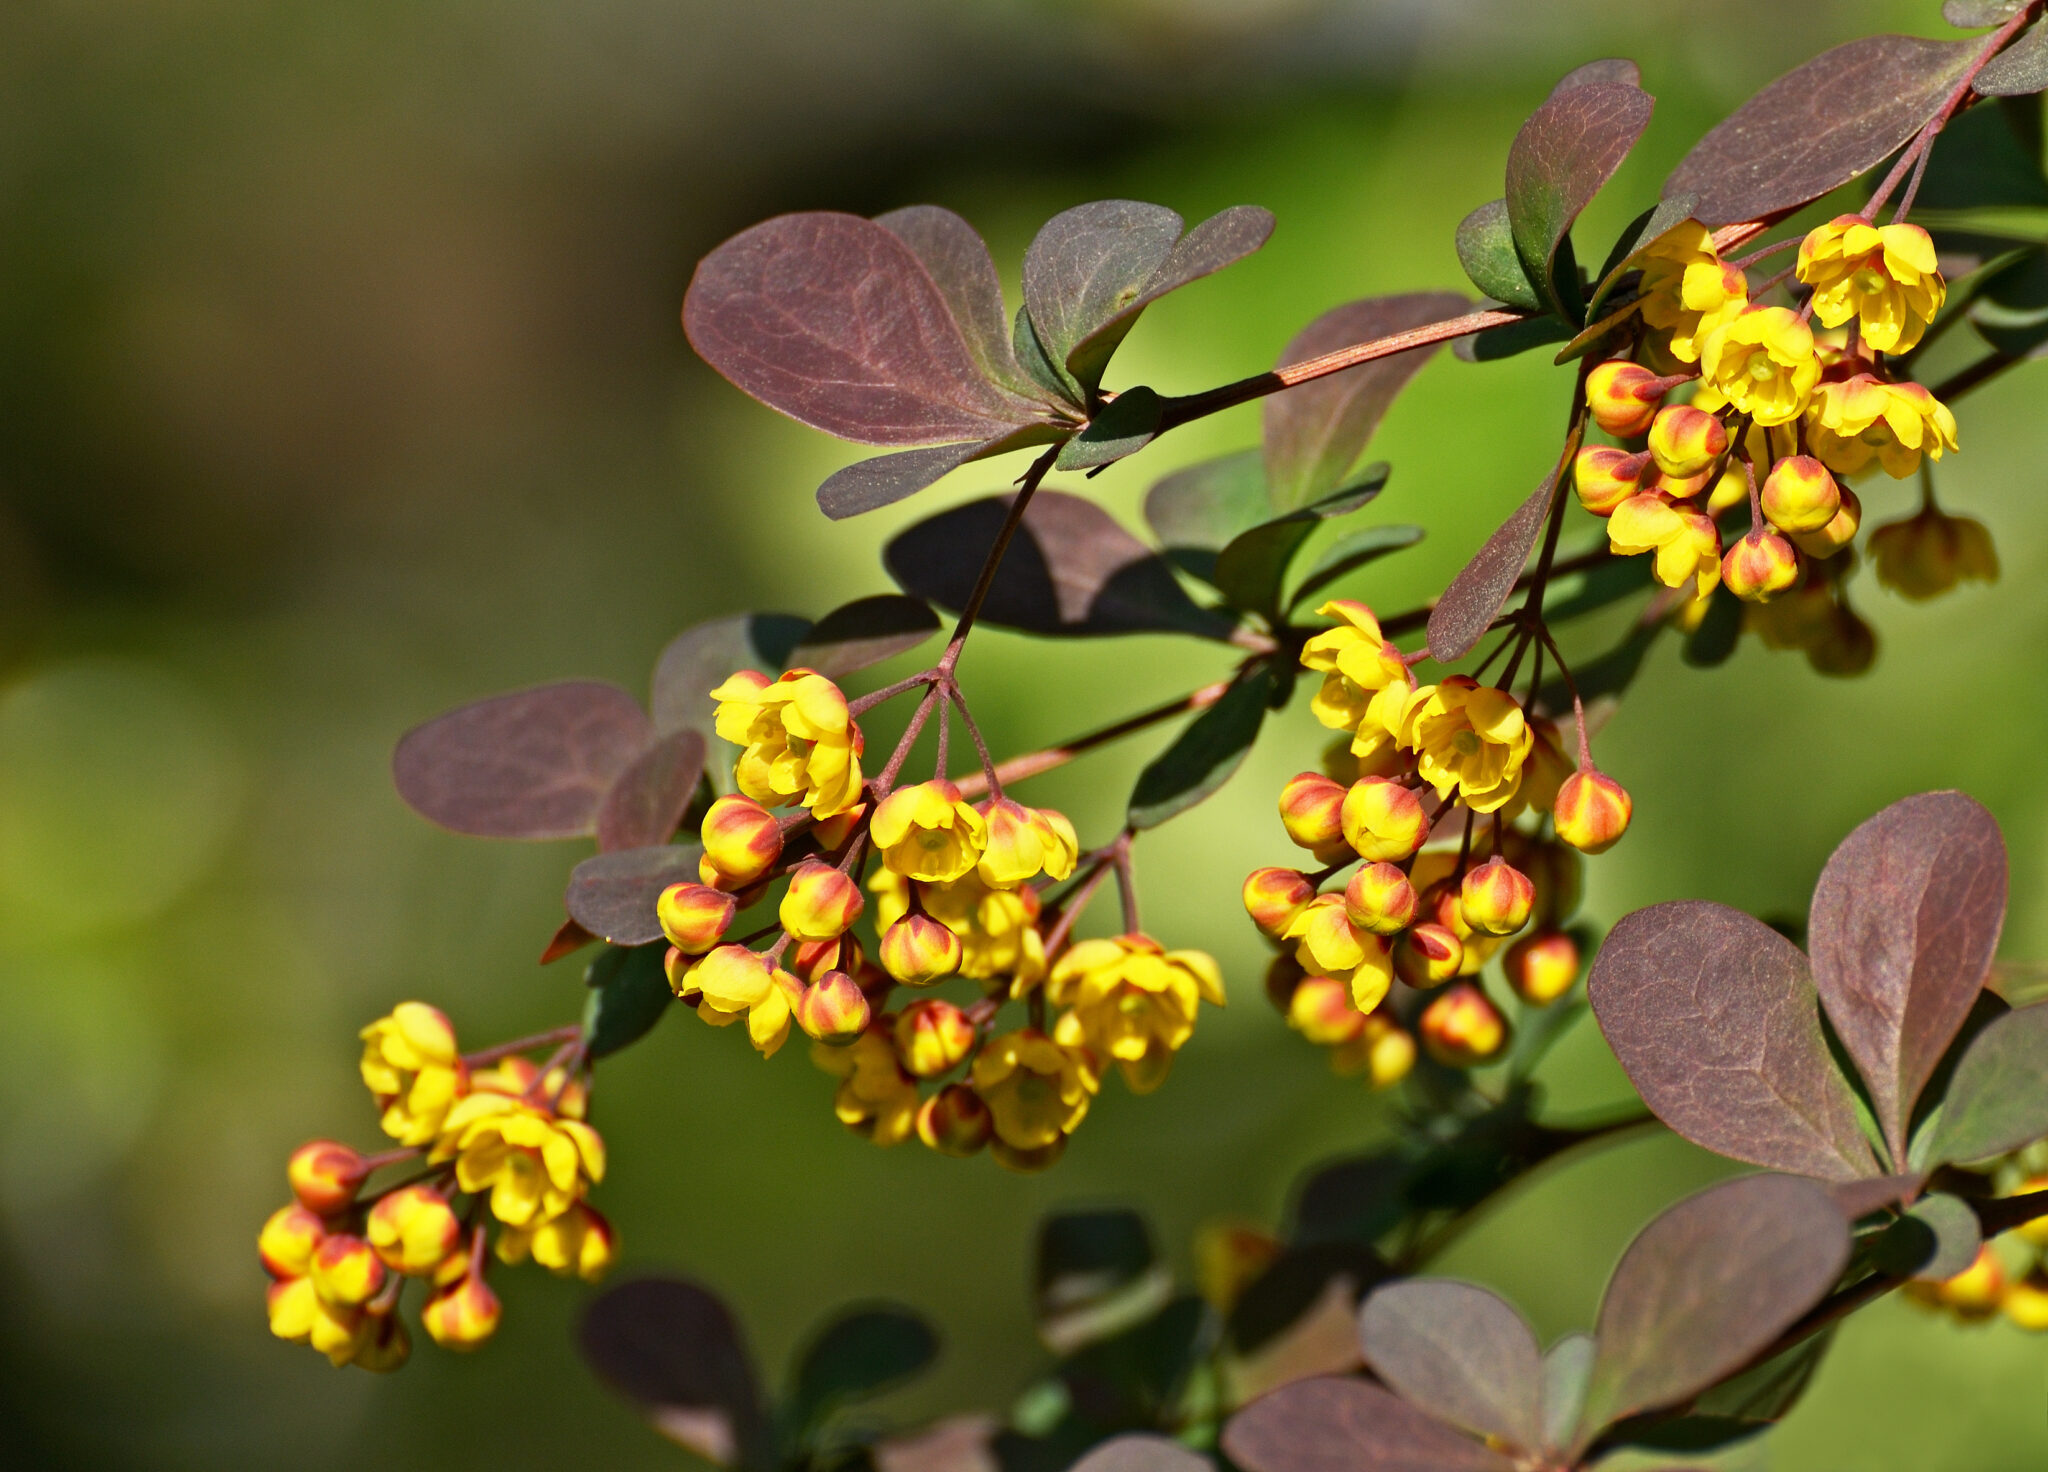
[1419,982,1510,1067]
[1343,862,1417,935]
[1341,777,1429,863]
[1460,858,1534,937]
[1504,930,1581,1005]
[916,1084,994,1156]
[880,914,963,987]
[657,882,737,955]
[1647,404,1727,479]
[1554,770,1632,854]
[366,1185,462,1277]
[310,1232,386,1307]
[1393,921,1463,988]
[795,969,871,1044]
[779,860,864,941]
[1278,772,1348,856]
[422,1273,502,1350]
[895,999,976,1077]
[1722,529,1801,602]
[790,934,855,985]
[1790,484,1861,560]
[699,794,783,889]
[1759,455,1841,534]
[258,1203,326,1279]
[1573,446,1650,517]
[1243,867,1315,938]
[287,1140,368,1215]
[1585,359,1666,438]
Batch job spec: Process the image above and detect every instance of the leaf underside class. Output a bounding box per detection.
[1127,663,1274,830]
[1505,79,1654,320]
[1222,1375,1512,1472]
[567,843,706,946]
[1358,1278,1545,1452]
[1923,1001,2048,1165]
[578,1277,767,1468]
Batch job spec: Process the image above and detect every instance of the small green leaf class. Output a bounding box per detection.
[1920,1002,2048,1165]
[1873,1193,1983,1281]
[1127,664,1274,829]
[1058,387,1164,471]
[1541,1333,1596,1455]
[1211,471,1388,615]
[1456,200,1544,311]
[1288,524,1427,611]
[788,1306,940,1435]
[1143,450,1271,583]
[1455,313,1574,362]
[582,943,673,1060]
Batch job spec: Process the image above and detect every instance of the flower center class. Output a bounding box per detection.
[1452,728,1482,756]
[1852,265,1888,296]
[1747,354,1777,382]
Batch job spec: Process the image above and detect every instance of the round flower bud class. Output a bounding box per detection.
[991,1135,1068,1174]
[1504,930,1581,1005]
[1573,446,1650,517]
[2002,1274,2048,1332]
[1647,404,1727,480]
[895,999,976,1077]
[1585,359,1665,438]
[1341,777,1429,863]
[790,934,854,985]
[1555,770,1632,854]
[366,1185,462,1277]
[657,882,737,955]
[1351,1013,1417,1090]
[1393,922,1463,989]
[309,1232,386,1308]
[779,860,864,941]
[1287,975,1365,1046]
[1722,529,1801,602]
[1419,982,1510,1067]
[663,945,694,997]
[422,1273,502,1350]
[1344,862,1417,935]
[1870,503,1999,601]
[880,914,963,987]
[1460,858,1534,937]
[1790,485,1862,560]
[1934,1246,2005,1315]
[699,794,783,889]
[1415,878,1470,940]
[1759,455,1841,534]
[258,1203,326,1279]
[353,1309,411,1373]
[916,1084,994,1156]
[795,969,871,1044]
[1243,867,1316,938]
[1278,772,1348,856]
[287,1140,368,1215]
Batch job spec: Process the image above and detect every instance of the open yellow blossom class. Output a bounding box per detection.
[359,1003,464,1148]
[1700,305,1819,426]
[1300,599,1414,763]
[977,798,1079,887]
[1636,221,1748,363]
[1797,216,1944,354]
[971,1030,1098,1150]
[711,668,865,819]
[1396,676,1533,815]
[495,1201,617,1282]
[1046,934,1224,1093]
[677,944,801,1057]
[1805,374,1958,478]
[816,1029,920,1146]
[871,778,986,883]
[432,1092,605,1230]
[1282,895,1395,1013]
[871,868,1046,988]
[1608,491,1723,599]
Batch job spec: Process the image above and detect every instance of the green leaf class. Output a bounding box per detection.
[1212,471,1388,615]
[582,943,673,1060]
[1541,551,1651,623]
[1456,200,1543,311]
[1288,524,1427,611]
[1921,1002,2048,1165]
[1979,20,2048,96]
[1014,302,1083,408]
[1143,450,1271,583]
[1916,103,2048,214]
[1453,313,1574,362]
[1127,664,1275,830]
[1873,1193,1983,1281]
[788,1306,940,1435]
[1505,78,1654,322]
[1058,387,1164,471]
[1035,1209,1172,1356]
[1541,1334,1596,1455]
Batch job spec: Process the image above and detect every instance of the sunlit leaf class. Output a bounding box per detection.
[789,1306,940,1433]
[875,205,1048,402]
[786,595,939,678]
[1035,1209,1172,1356]
[1069,1434,1210,1472]
[649,613,810,741]
[392,681,654,841]
[1506,76,1654,321]
[1540,1333,1595,1454]
[567,843,705,946]
[1127,663,1274,830]
[597,729,705,853]
[1807,790,2008,1165]
[582,943,673,1060]
[1214,473,1388,615]
[1426,471,1558,661]
[579,1277,769,1468]
[1663,35,1978,225]
[1287,524,1427,611]
[1358,1279,1544,1450]
[1921,1002,2048,1165]
[1947,0,2027,26]
[1873,1192,1983,1280]
[1058,387,1165,471]
[1143,450,1271,582]
[1222,1376,1514,1472]
[1455,200,1543,312]
[817,436,1017,521]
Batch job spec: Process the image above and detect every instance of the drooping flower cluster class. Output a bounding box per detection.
[1908,1143,2048,1333]
[259,1003,612,1371]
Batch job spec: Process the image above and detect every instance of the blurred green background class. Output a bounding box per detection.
[2,0,2043,1466]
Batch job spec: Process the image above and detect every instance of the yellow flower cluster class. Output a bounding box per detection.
[1908,1144,2048,1332]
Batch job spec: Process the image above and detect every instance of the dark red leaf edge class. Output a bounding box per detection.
[1505,79,1655,320]
[1426,471,1558,661]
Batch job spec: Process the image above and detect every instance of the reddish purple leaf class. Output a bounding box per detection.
[1588,901,1878,1181]
[567,843,705,946]
[1263,292,1469,513]
[1358,1280,1544,1451]
[815,436,1010,521]
[1576,1175,1850,1448]
[579,1276,767,1467]
[787,594,939,678]
[1506,80,1654,317]
[1069,1435,1211,1472]
[392,681,653,841]
[596,729,705,853]
[1664,35,1978,225]
[1808,791,2007,1165]
[650,613,810,740]
[1550,59,1642,95]
[874,205,1049,402]
[1830,1172,1924,1218]
[1222,1376,1513,1472]
[541,917,598,965]
[1977,19,2048,96]
[1426,471,1558,661]
[683,212,1043,446]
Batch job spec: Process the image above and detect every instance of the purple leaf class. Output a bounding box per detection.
[1222,1376,1514,1472]
[596,729,705,853]
[1506,80,1655,318]
[1358,1279,1544,1451]
[884,490,1238,641]
[567,843,704,946]
[578,1277,767,1467]
[787,594,940,678]
[683,212,1044,446]
[1977,20,2048,96]
[1426,471,1558,661]
[1069,1435,1212,1472]
[1946,1,2026,25]
[1576,1175,1850,1447]
[649,613,810,739]
[1588,901,1878,1181]
[1808,791,2008,1166]
[1550,59,1643,95]
[392,682,654,841]
[816,438,1002,521]
[1263,293,1468,512]
[1664,35,1978,225]
[874,205,1048,402]
[1829,1173,1924,1219]
[1923,1002,2048,1165]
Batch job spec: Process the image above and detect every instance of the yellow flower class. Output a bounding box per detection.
[1805,374,1958,478]
[267,1274,373,1365]
[432,1092,605,1229]
[972,1029,1099,1149]
[359,1002,464,1148]
[1046,935,1224,1093]
[977,798,1079,887]
[1607,491,1722,599]
[871,868,1046,988]
[1636,221,1748,363]
[815,1029,920,1146]
[1870,503,1998,601]
[1699,306,1819,426]
[366,1185,462,1277]
[496,1201,617,1282]
[1395,676,1533,815]
[1282,895,1395,1013]
[1300,599,1415,762]
[871,778,987,883]
[1329,1012,1416,1089]
[677,944,801,1057]
[1796,216,1944,354]
[711,668,865,819]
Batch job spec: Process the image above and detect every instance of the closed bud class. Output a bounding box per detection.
[664,945,695,997]
[1278,772,1347,856]
[1460,858,1534,937]
[796,970,871,1044]
[1341,1012,1416,1090]
[699,794,783,889]
[422,1273,502,1350]
[1243,867,1315,938]
[2003,1273,2048,1332]
[1647,404,1727,479]
[288,1140,368,1215]
[791,934,853,984]
[916,1084,993,1156]
[1341,777,1429,863]
[1585,359,1665,437]
[1722,529,1801,602]
[881,914,962,986]
[1393,922,1463,988]
[1555,770,1631,854]
[1419,982,1511,1067]
[779,860,864,941]
[657,882,736,955]
[1573,447,1650,516]
[1504,930,1581,1005]
[1416,878,1470,940]
[353,1309,411,1373]
[258,1203,327,1279]
[366,1184,462,1277]
[1790,484,1861,560]
[1870,503,1999,601]
[1344,862,1417,935]
[1759,455,1840,535]
[1287,975,1366,1046]
[310,1232,386,1307]
[895,999,976,1077]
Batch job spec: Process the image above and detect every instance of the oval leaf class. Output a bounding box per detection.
[1288,524,1426,611]
[1552,59,1642,94]
[393,681,654,841]
[874,205,1043,401]
[1214,473,1388,614]
[582,943,673,1060]
[1978,20,2048,96]
[787,595,939,678]
[1455,200,1542,311]
[1808,790,2008,1166]
[650,613,811,740]
[1067,204,1274,389]
[1873,1192,1983,1281]
[1359,1279,1544,1451]
[684,212,1038,446]
[1589,901,1877,1180]
[1664,35,1978,225]
[1059,386,1166,471]
[1023,201,1184,394]
[1576,1175,1851,1446]
[1143,449,1271,582]
[598,729,706,853]
[579,1277,767,1468]
[1071,1435,1211,1472]
[1127,663,1274,830]
[567,843,705,946]
[1506,80,1654,320]
[1426,470,1559,661]
[791,1306,940,1431]
[885,490,1237,641]
[1222,1376,1514,1472]
[1263,292,1468,512]
[1922,1001,2048,1165]
[816,438,1004,521]
[1541,1333,1596,1454]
